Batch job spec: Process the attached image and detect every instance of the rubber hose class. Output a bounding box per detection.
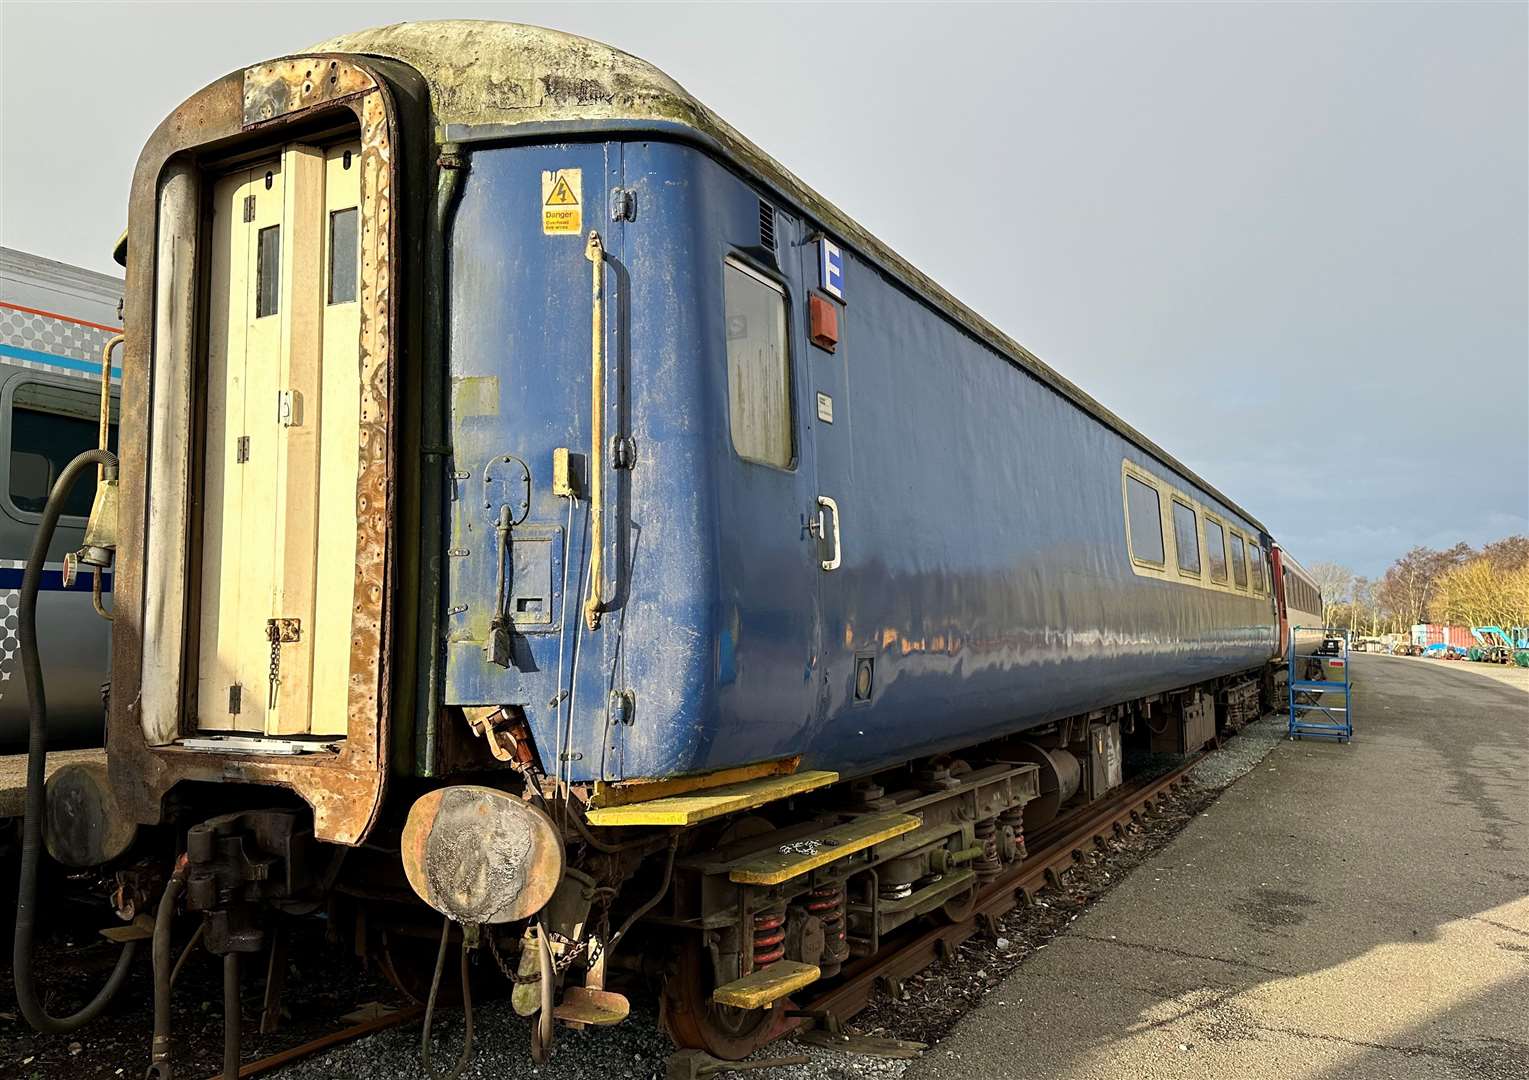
[169,921,204,990]
[12,448,138,1034]
[148,872,186,1075]
[420,916,475,1080]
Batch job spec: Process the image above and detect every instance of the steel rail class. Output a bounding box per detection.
[797,752,1205,1024]
[204,1004,423,1080]
[209,745,1215,1074]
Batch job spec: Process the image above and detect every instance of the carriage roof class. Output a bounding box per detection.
[311,20,1269,535]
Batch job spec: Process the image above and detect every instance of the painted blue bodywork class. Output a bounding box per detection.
[444,138,1277,785]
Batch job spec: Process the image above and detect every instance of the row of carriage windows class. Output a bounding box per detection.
[1126,473,1265,594]
[1283,569,1320,616]
[719,258,1307,613]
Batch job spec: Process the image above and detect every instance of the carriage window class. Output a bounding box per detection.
[1171,500,1200,575]
[8,382,120,517]
[724,261,794,468]
[328,208,358,304]
[1230,533,1248,588]
[256,225,281,317]
[1205,519,1227,582]
[1125,475,1164,565]
[1250,545,1265,592]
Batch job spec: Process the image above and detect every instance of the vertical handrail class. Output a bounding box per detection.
[583,231,606,631]
[98,334,123,477]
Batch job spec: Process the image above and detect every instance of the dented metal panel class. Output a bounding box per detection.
[243,59,375,125]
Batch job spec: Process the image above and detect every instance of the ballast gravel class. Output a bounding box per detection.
[276,714,1286,1080]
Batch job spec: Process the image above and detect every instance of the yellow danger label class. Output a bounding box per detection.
[541,168,582,235]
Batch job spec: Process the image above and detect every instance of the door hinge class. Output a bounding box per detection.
[236,436,250,463]
[242,194,256,223]
[609,187,637,222]
[611,435,636,470]
[228,684,242,715]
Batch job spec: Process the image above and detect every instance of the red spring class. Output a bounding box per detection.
[808,884,847,945]
[753,912,786,966]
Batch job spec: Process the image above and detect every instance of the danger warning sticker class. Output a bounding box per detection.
[541,168,582,235]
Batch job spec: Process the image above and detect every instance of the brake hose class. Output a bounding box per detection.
[420,915,476,1080]
[12,448,138,1033]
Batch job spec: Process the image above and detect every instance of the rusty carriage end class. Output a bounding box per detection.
[107,53,425,846]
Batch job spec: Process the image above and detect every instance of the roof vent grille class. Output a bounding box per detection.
[758,199,776,252]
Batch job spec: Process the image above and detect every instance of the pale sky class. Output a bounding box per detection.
[3,1,1525,578]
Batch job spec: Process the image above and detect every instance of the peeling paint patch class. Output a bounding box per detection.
[453,375,501,417]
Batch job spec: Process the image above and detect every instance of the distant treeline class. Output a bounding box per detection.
[1308,536,1529,636]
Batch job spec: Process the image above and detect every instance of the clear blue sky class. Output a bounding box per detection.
[3,2,1524,577]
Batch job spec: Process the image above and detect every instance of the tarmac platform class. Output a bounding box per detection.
[907,654,1529,1080]
[0,747,105,818]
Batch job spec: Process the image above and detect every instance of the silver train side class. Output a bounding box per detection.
[0,248,121,750]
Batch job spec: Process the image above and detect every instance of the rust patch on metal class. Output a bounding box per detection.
[110,55,398,845]
[400,786,563,923]
[243,59,374,126]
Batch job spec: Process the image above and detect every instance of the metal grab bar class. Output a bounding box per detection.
[583,231,606,630]
[817,495,842,572]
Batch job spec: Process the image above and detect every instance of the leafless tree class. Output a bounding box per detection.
[1308,561,1353,627]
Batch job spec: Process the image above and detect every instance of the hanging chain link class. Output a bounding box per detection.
[266,624,283,708]
[265,619,300,708]
[486,924,606,984]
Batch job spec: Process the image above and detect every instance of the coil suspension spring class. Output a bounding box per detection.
[999,805,1028,862]
[807,881,849,962]
[973,818,1002,883]
[752,909,786,968]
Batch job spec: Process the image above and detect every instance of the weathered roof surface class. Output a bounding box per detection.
[311,20,1267,533]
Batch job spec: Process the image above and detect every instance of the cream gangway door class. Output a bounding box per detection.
[198,142,362,737]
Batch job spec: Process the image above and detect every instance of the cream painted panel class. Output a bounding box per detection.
[268,145,326,735]
[308,142,363,737]
[235,162,286,725]
[197,168,257,731]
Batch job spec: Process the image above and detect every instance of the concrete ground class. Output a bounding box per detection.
[0,747,104,818]
[906,654,1529,1080]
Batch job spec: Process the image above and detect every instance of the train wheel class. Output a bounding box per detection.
[659,936,785,1060]
[940,884,979,924]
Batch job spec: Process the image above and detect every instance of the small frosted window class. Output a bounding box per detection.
[1172,501,1200,574]
[1125,476,1164,565]
[1206,520,1228,583]
[724,262,793,468]
[328,208,358,304]
[256,225,281,317]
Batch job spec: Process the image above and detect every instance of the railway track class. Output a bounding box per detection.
[205,1005,422,1080]
[797,751,1204,1026]
[223,752,1206,1076]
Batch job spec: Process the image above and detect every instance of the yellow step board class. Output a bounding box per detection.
[712,959,820,1010]
[584,770,838,827]
[726,812,922,885]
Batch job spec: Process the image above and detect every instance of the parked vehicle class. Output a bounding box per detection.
[0,247,121,749]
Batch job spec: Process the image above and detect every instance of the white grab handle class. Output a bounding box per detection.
[817,495,842,572]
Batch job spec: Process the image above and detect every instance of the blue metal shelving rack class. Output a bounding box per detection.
[1288,626,1354,742]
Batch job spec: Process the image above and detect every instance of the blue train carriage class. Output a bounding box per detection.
[0,247,121,750]
[22,22,1305,1064]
